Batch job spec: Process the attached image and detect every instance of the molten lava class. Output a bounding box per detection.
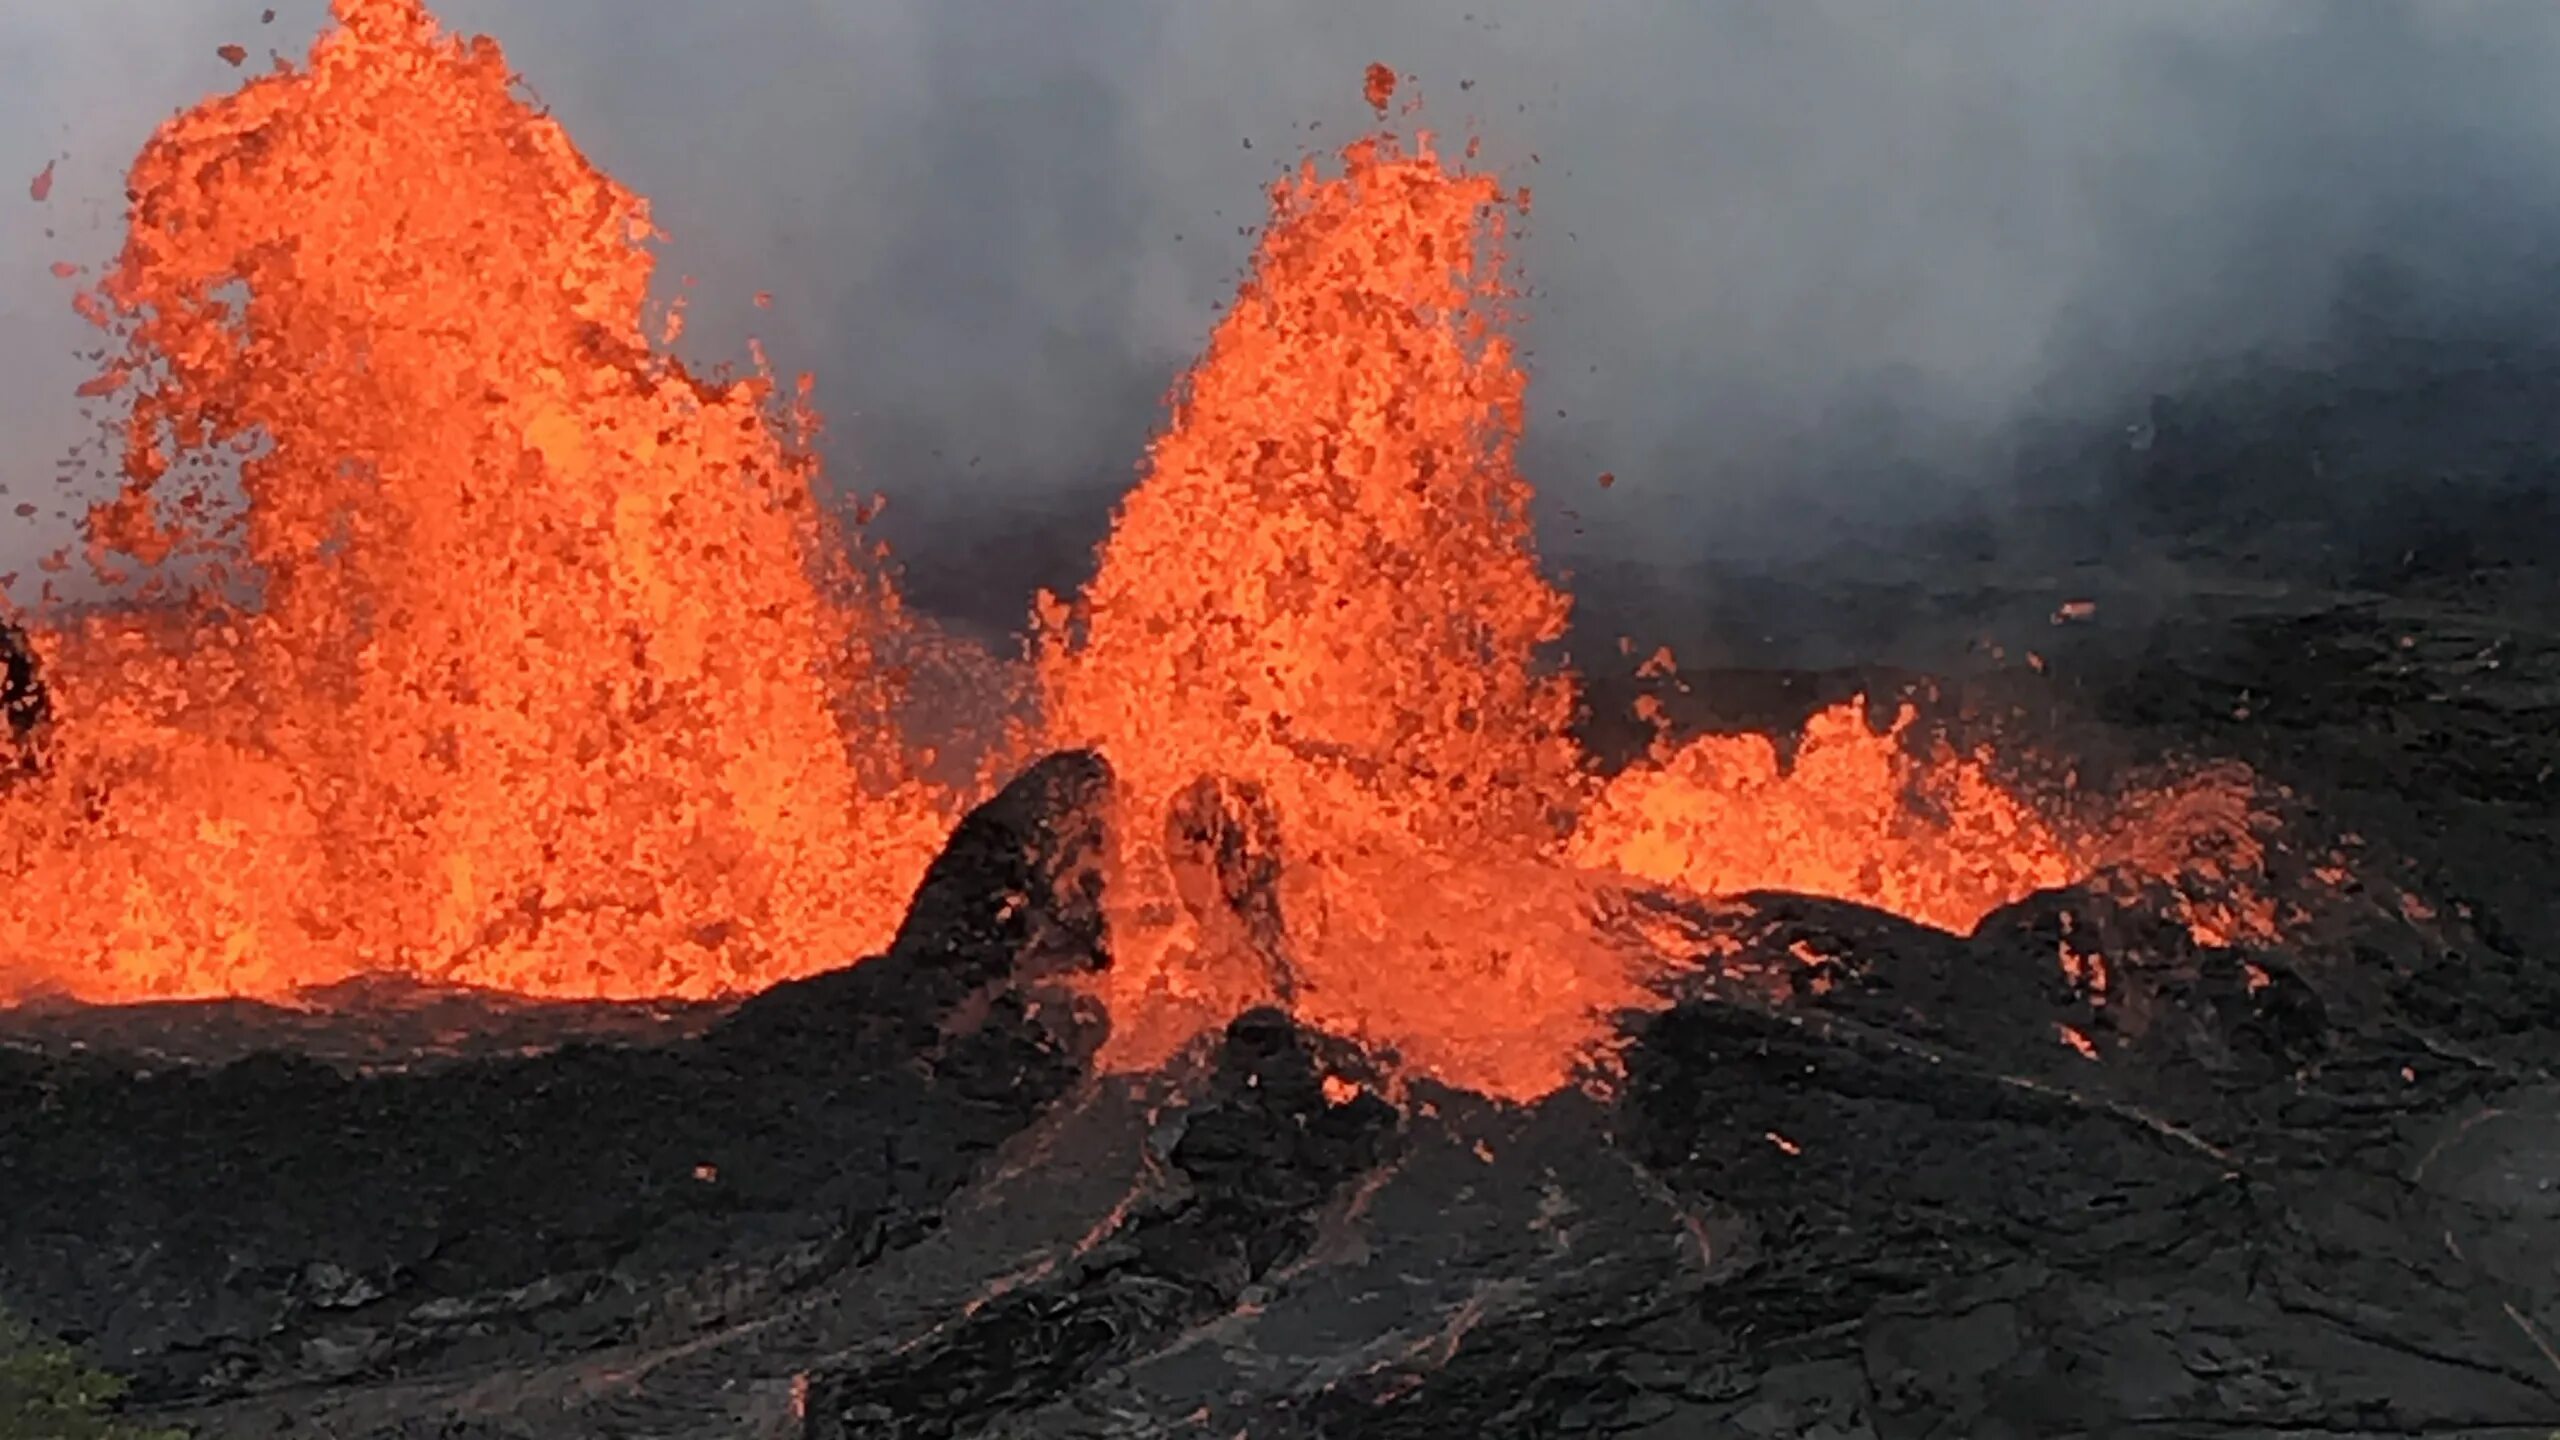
[1035,132,1642,1096]
[0,0,954,1001]
[0,4,2278,1100]
[1574,697,2277,945]
[1031,125,2270,1094]
[1038,133,1576,860]
[1573,698,2083,936]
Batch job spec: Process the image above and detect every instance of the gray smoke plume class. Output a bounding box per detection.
[7,1,2560,627]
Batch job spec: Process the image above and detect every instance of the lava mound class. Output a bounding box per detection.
[2,754,2555,1439]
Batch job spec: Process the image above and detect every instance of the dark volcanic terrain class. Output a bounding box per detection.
[8,354,2560,1436]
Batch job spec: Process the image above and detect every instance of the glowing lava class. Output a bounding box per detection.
[1034,133,1578,869]
[0,0,954,1001]
[1572,698,2083,935]
[1575,696,2276,944]
[1037,129,1638,1096]
[0,11,2277,1100]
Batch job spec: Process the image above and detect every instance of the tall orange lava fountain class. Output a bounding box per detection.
[1039,136,1578,851]
[1037,131,1656,1097]
[0,0,954,1001]
[1572,699,2082,935]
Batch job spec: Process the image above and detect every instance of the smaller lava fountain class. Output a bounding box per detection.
[0,6,2277,1103]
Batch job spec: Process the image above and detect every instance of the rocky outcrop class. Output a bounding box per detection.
[0,617,47,781]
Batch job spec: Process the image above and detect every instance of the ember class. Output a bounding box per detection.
[1,0,2272,1100]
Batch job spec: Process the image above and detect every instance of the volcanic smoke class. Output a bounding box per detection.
[0,0,2270,1098]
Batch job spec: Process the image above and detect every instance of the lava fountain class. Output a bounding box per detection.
[1035,125,1636,1095]
[0,0,956,1001]
[0,5,2275,1100]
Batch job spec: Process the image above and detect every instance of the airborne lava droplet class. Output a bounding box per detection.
[1363,62,1398,114]
[217,44,249,67]
[28,162,54,203]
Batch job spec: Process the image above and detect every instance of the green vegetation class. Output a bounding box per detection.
[0,1305,179,1440]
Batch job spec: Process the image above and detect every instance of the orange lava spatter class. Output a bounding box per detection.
[1573,699,2276,943]
[1572,698,2082,935]
[1040,135,1579,861]
[0,0,955,1002]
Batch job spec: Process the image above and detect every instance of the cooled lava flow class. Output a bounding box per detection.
[0,2,2275,1098]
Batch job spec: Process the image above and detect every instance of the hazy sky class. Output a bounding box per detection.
[8,2,2560,619]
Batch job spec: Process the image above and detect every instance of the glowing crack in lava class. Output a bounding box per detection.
[0,0,955,1000]
[0,5,2277,1099]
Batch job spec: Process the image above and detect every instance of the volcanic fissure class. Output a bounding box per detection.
[2,0,2266,1100]
[5,4,2556,1438]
